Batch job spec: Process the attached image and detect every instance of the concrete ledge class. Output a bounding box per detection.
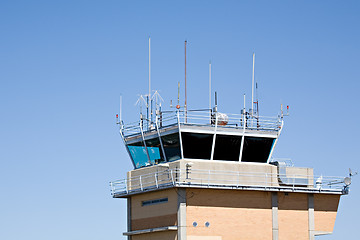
[123,226,178,236]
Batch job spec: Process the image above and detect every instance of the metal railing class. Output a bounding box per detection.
[110,168,348,196]
[120,110,282,137]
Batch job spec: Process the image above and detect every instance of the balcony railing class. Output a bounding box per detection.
[110,168,349,197]
[119,110,283,138]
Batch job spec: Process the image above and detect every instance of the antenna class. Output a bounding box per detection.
[135,95,147,118]
[255,82,259,127]
[209,61,212,111]
[148,37,152,125]
[244,93,246,112]
[251,52,255,116]
[280,103,290,118]
[255,81,259,116]
[349,168,358,177]
[243,94,246,112]
[152,90,164,113]
[177,81,180,109]
[185,40,187,122]
[241,94,246,125]
[171,82,181,110]
[120,95,122,123]
[214,91,218,112]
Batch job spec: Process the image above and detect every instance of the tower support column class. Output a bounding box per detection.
[272,192,279,240]
[177,188,187,240]
[308,194,315,240]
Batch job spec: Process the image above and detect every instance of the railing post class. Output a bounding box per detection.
[125,179,128,194]
[110,181,114,195]
[140,176,143,191]
[208,170,211,187]
[155,172,158,188]
[265,173,268,190]
[237,172,239,188]
[171,169,175,185]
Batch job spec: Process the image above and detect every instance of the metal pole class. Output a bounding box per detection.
[155,172,158,188]
[177,82,180,106]
[252,53,255,117]
[209,61,211,111]
[120,95,122,123]
[146,96,149,130]
[185,40,187,123]
[177,111,184,160]
[155,115,167,162]
[244,93,246,112]
[148,37,151,112]
[149,37,151,114]
[239,94,246,162]
[171,169,174,185]
[125,179,128,194]
[139,122,151,165]
[140,176,143,191]
[210,113,218,161]
[214,91,218,112]
[110,181,114,195]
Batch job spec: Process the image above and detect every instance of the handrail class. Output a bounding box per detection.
[110,168,348,196]
[120,110,283,137]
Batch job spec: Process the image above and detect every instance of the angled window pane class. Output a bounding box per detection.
[127,140,150,168]
[213,134,242,161]
[145,137,164,164]
[241,137,274,163]
[161,133,181,161]
[181,132,213,159]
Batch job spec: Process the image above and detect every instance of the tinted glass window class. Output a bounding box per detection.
[127,141,150,168]
[181,132,213,159]
[213,134,242,161]
[145,137,164,164]
[241,137,274,163]
[161,133,181,161]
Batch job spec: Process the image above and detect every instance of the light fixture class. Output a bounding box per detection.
[344,177,351,186]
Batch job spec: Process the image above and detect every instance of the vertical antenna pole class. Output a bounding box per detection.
[120,95,122,123]
[215,91,218,112]
[185,40,187,123]
[149,37,151,126]
[243,94,246,112]
[177,82,180,105]
[252,53,255,116]
[209,61,211,111]
[146,95,149,130]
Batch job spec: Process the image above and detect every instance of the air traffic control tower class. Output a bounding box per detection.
[111,107,351,240]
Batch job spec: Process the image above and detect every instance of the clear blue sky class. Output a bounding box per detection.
[1,1,359,239]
